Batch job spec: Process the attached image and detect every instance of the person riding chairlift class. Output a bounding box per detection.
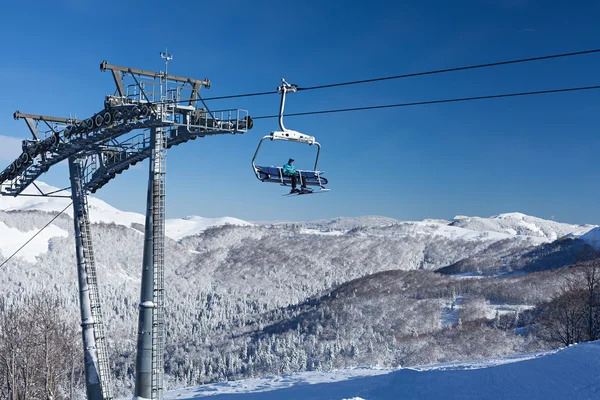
[282,158,310,194]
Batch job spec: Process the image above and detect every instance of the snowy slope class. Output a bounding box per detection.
[161,342,600,399]
[451,212,596,240]
[0,220,68,262]
[580,227,600,249]
[0,182,251,241]
[276,213,594,243]
[274,216,401,231]
[166,216,253,240]
[399,220,547,243]
[0,181,145,227]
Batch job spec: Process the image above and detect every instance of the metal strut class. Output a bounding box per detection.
[277,79,297,131]
[68,157,113,400]
[151,125,166,400]
[134,124,166,400]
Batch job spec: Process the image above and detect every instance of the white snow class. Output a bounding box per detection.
[158,341,600,399]
[580,227,600,249]
[363,220,548,244]
[440,296,463,328]
[0,221,68,262]
[274,216,401,231]
[299,228,345,236]
[165,216,253,240]
[0,182,255,262]
[451,212,596,240]
[482,303,534,319]
[0,182,145,227]
[0,182,252,241]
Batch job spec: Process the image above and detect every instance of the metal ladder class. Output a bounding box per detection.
[80,193,113,399]
[151,128,166,399]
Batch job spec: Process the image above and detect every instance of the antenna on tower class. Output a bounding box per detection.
[160,49,173,101]
[160,49,172,72]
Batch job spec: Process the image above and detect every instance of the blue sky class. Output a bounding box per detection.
[0,0,599,223]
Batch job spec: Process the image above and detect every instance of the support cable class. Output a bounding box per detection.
[251,84,600,120]
[0,202,72,269]
[197,48,600,102]
[296,49,600,92]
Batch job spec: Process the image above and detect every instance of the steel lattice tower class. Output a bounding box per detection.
[0,55,253,400]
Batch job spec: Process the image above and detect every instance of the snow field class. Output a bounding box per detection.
[0,221,68,262]
[160,342,600,399]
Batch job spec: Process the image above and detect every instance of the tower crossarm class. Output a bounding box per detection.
[100,60,210,105]
[100,61,211,89]
[82,110,252,193]
[1,105,252,197]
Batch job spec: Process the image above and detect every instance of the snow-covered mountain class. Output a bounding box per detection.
[272,215,402,231]
[580,227,600,249]
[2,182,596,243]
[270,212,596,242]
[2,180,600,396]
[451,212,595,240]
[166,215,252,240]
[0,182,252,242]
[0,219,68,262]
[0,181,145,227]
[159,341,600,400]
[1,181,598,272]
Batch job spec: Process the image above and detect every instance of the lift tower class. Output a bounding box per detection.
[3,112,114,400]
[99,54,253,399]
[0,56,252,399]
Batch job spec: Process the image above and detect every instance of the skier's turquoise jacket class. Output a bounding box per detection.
[282,162,297,176]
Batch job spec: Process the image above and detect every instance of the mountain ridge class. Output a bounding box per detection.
[2,182,596,242]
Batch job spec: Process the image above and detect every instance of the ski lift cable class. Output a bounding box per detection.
[296,48,600,92]
[0,202,72,269]
[250,84,600,120]
[197,48,600,102]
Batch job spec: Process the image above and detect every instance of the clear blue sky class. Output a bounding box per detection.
[0,0,599,224]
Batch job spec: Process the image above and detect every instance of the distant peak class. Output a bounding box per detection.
[493,212,528,219]
[452,215,471,220]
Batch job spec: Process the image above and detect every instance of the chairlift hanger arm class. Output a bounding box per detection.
[277,78,298,131]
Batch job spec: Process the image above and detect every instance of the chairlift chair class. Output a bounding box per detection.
[251,79,329,194]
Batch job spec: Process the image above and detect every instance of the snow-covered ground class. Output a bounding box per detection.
[0,220,68,262]
[440,296,462,328]
[161,342,600,399]
[0,182,146,228]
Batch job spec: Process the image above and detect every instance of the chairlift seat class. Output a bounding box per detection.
[255,166,328,187]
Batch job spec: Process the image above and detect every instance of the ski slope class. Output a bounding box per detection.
[162,342,600,399]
